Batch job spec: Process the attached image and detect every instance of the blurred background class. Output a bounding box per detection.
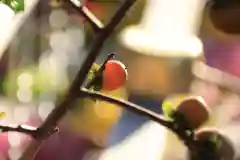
[0,0,240,159]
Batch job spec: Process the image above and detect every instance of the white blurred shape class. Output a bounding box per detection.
[66,27,85,49]
[39,91,57,102]
[120,0,205,57]
[122,29,203,57]
[99,122,187,160]
[50,51,68,69]
[0,4,15,31]
[13,106,30,123]
[38,53,69,91]
[48,54,69,89]
[0,0,39,60]
[38,54,52,71]
[8,132,22,148]
[0,4,15,60]
[67,49,85,66]
[49,30,71,52]
[190,79,221,107]
[8,147,22,160]
[141,0,203,36]
[17,72,33,89]
[49,9,68,28]
[192,61,223,84]
[38,102,55,120]
[70,0,81,7]
[49,58,68,89]
[8,124,18,128]
[25,0,32,8]
[39,53,61,74]
[49,70,68,89]
[20,124,36,131]
[17,88,33,103]
[213,94,240,126]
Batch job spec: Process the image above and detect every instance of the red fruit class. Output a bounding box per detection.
[102,60,128,91]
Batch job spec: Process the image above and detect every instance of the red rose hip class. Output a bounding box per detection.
[102,60,128,91]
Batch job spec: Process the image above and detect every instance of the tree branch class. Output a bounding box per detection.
[78,89,206,158]
[67,0,104,32]
[80,88,173,129]
[20,0,137,159]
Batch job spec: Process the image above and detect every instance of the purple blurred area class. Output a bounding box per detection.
[0,118,103,160]
[203,38,240,77]
[34,128,102,160]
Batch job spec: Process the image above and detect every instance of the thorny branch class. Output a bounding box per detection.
[81,87,225,159]
[0,124,59,140]
[79,89,219,159]
[19,0,137,159]
[80,88,173,129]
[78,89,198,153]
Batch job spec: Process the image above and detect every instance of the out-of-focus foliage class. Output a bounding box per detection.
[3,65,69,100]
[0,0,24,12]
[3,63,101,100]
[87,63,101,89]
[3,66,38,99]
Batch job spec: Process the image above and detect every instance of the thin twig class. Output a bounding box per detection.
[80,88,173,130]
[20,0,136,159]
[97,53,116,74]
[0,124,37,137]
[67,0,104,32]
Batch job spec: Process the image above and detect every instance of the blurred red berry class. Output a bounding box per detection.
[102,60,128,91]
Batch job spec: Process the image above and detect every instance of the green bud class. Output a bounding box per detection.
[162,101,174,120]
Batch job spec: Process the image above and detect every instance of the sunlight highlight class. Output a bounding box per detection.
[120,0,206,57]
